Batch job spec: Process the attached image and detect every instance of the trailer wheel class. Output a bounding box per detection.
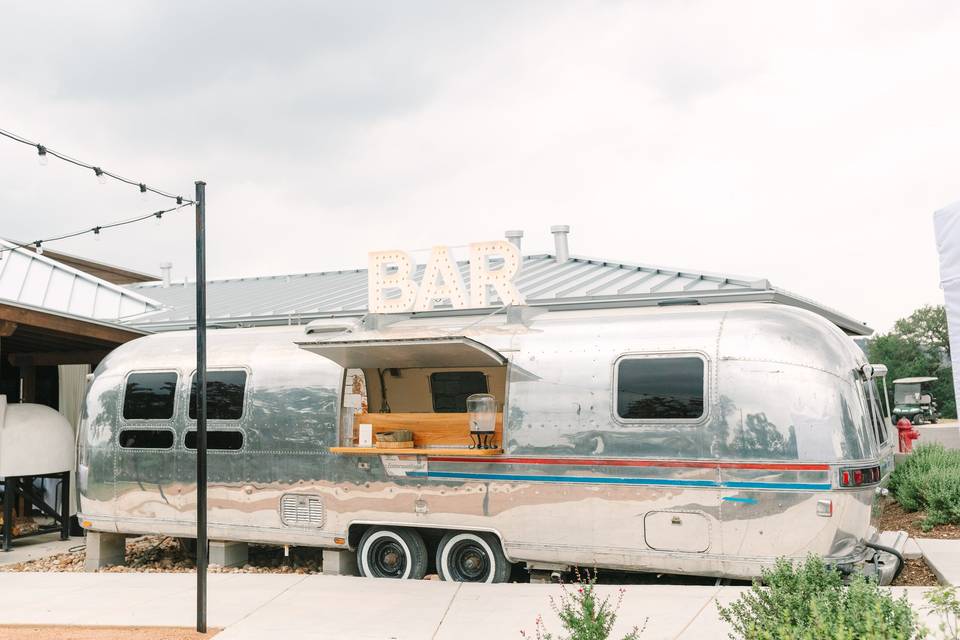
[436,531,511,583]
[356,527,427,580]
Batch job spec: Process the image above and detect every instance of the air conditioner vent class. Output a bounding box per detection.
[279,493,325,528]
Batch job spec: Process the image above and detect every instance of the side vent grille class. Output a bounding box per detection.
[279,494,325,528]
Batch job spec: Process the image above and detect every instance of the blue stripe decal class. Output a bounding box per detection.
[722,497,759,504]
[408,470,831,491]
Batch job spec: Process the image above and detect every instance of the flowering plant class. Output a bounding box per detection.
[521,568,645,640]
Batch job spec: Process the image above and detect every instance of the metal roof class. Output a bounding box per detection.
[0,239,163,321]
[124,253,872,335]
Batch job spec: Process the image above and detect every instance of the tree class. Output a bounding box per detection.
[869,305,956,419]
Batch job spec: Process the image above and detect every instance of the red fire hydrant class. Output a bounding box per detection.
[897,418,920,453]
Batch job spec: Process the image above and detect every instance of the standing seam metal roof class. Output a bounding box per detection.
[123,254,871,335]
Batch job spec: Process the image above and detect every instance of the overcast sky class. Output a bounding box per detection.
[2,1,959,333]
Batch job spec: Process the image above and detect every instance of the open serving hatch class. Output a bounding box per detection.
[297,328,510,456]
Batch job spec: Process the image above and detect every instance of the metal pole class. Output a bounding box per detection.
[194,181,208,633]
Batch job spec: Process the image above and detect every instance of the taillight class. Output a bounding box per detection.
[838,465,881,487]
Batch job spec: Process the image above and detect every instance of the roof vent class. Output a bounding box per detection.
[160,262,172,288]
[505,230,524,252]
[550,225,570,263]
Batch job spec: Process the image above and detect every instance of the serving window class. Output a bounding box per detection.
[615,355,706,421]
[298,335,508,455]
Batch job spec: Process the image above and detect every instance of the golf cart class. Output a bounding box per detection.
[892,377,939,425]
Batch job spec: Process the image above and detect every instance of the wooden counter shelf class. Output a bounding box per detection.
[329,446,503,456]
[333,411,503,457]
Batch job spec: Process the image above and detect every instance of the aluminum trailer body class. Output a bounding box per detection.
[77,302,897,582]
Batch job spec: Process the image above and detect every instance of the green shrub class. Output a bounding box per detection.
[717,556,923,640]
[521,569,644,640]
[889,444,960,529]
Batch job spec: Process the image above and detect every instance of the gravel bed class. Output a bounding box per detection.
[0,536,323,574]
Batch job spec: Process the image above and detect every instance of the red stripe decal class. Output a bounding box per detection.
[427,456,830,471]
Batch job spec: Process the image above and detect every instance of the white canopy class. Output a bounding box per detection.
[935,202,960,409]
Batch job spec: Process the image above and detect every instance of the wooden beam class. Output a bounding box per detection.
[0,303,144,345]
[8,350,110,367]
[0,321,16,337]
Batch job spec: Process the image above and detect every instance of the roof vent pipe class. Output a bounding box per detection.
[160,262,172,288]
[550,225,570,263]
[505,230,524,252]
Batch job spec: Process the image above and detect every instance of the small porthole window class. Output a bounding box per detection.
[616,356,706,421]
[184,430,244,451]
[119,429,174,449]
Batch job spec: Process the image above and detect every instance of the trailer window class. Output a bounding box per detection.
[184,429,244,451]
[863,380,888,446]
[189,370,247,420]
[123,372,178,420]
[616,356,705,420]
[119,428,174,449]
[430,371,488,413]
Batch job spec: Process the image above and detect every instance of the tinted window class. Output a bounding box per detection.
[431,372,488,413]
[123,372,178,420]
[189,370,247,420]
[119,429,174,449]
[184,430,244,451]
[617,357,705,420]
[863,380,888,445]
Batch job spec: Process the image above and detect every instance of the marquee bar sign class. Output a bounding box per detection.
[368,241,525,313]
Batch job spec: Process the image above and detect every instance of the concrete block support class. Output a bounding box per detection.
[322,548,358,576]
[209,541,249,568]
[84,531,125,571]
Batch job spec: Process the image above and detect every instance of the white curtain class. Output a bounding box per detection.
[56,364,89,516]
[934,202,960,408]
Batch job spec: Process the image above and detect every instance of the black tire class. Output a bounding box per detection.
[435,531,511,583]
[356,527,428,580]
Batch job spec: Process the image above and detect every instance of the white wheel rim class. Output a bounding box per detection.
[360,530,412,579]
[439,533,497,584]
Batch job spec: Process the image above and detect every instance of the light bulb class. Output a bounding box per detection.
[37,145,48,166]
[35,242,43,255]
[93,227,101,242]
[94,167,107,184]
[155,212,162,226]
[139,183,148,198]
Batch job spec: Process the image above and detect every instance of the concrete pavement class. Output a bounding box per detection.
[916,538,960,586]
[0,573,944,639]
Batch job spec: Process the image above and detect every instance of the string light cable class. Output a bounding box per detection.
[0,201,193,259]
[0,126,194,204]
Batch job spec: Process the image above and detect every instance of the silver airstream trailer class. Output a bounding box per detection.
[77,302,899,583]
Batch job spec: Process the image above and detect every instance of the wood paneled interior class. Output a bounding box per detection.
[354,412,503,449]
[363,366,506,413]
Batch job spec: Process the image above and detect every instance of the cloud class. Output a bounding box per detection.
[1,0,959,332]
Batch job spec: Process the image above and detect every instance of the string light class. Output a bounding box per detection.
[0,127,193,204]
[0,125,195,257]
[0,201,192,258]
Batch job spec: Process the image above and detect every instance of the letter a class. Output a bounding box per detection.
[414,246,469,311]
